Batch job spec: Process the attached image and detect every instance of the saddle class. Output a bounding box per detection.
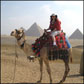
[32,31,68,57]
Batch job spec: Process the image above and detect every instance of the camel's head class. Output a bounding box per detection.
[11,28,25,39]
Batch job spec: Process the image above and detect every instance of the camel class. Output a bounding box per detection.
[10,28,72,83]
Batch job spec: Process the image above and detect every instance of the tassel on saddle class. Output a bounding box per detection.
[47,46,69,60]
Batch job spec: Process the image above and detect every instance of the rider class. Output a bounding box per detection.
[46,13,61,46]
[45,13,72,49]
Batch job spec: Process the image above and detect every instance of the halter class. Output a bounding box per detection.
[17,32,24,41]
[20,40,25,48]
[16,31,25,48]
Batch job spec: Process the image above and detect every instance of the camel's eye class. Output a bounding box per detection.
[11,31,14,34]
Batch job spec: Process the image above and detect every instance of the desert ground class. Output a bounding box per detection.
[1,36,83,83]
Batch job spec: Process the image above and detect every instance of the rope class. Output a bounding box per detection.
[12,39,18,83]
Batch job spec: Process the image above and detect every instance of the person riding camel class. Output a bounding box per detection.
[45,13,72,49]
[46,13,61,46]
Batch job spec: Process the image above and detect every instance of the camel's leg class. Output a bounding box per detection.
[37,58,43,83]
[44,58,52,83]
[59,57,70,83]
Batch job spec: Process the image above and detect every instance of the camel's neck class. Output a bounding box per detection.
[17,37,35,56]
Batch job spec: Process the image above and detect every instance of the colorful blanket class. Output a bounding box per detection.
[32,32,68,57]
[55,32,68,49]
[32,33,47,56]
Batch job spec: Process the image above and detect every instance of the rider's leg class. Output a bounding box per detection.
[51,31,61,46]
[52,36,57,46]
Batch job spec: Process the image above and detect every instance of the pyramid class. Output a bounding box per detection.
[25,22,44,37]
[69,29,83,39]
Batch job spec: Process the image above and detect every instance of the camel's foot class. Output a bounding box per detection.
[59,79,64,84]
[37,80,41,84]
[50,79,52,84]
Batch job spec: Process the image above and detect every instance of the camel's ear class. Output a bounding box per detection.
[15,29,20,34]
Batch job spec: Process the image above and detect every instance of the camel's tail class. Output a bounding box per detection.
[69,48,73,63]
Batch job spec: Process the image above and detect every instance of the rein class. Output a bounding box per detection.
[17,34,25,48]
[17,33,24,41]
[20,40,25,48]
[12,35,25,82]
[12,39,18,83]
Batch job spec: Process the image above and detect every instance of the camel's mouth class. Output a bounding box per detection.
[10,31,14,36]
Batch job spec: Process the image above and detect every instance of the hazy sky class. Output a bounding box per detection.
[1,1,83,36]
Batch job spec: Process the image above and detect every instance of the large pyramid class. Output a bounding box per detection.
[25,22,44,37]
[69,29,83,39]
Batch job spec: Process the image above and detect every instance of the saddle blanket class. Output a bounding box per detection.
[48,48,69,60]
[56,32,68,48]
[32,32,68,57]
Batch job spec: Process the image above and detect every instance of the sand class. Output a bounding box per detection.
[1,54,83,83]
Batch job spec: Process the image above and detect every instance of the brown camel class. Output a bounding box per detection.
[10,28,72,83]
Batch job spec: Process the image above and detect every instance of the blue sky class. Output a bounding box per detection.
[1,1,83,36]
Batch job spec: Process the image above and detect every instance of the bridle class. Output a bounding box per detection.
[15,29,26,48]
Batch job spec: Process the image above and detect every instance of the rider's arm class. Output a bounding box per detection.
[47,23,52,30]
[44,24,51,32]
